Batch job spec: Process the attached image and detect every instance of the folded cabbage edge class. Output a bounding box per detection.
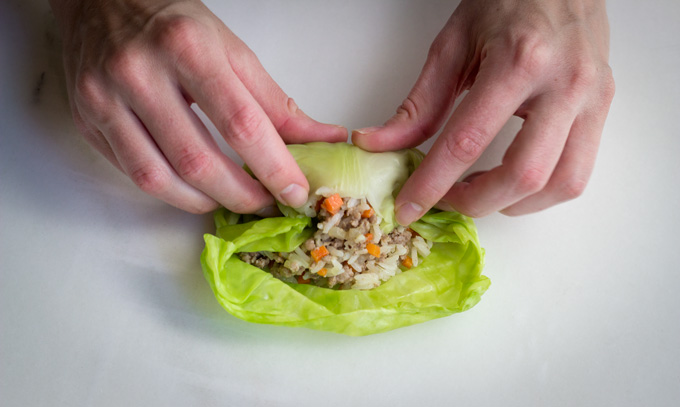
[200,208,490,336]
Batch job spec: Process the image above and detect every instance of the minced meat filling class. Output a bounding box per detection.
[238,195,432,290]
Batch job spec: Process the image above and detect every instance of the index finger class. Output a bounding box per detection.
[178,51,311,208]
[394,59,533,224]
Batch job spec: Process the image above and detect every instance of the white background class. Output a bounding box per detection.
[2,1,679,406]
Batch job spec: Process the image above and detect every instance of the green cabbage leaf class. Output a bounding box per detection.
[280,142,424,233]
[200,143,489,336]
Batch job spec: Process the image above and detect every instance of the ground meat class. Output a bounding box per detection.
[239,252,270,269]
[328,264,355,288]
[338,206,362,230]
[380,227,412,246]
[318,236,344,250]
[317,207,332,221]
[357,218,372,235]
[286,260,303,273]
[238,196,431,290]
[271,253,285,263]
[270,263,294,279]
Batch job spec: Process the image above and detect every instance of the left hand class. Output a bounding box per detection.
[352,0,615,224]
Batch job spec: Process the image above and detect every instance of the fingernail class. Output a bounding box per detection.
[352,126,382,136]
[434,200,456,212]
[255,205,281,218]
[396,202,423,226]
[280,183,308,208]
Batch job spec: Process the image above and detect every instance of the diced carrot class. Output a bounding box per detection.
[322,194,343,215]
[361,207,375,218]
[366,243,380,258]
[296,275,310,284]
[317,268,327,277]
[401,256,413,269]
[364,233,373,242]
[408,228,420,238]
[311,245,329,262]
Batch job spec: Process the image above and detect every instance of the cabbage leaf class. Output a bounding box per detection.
[280,142,424,233]
[200,143,489,336]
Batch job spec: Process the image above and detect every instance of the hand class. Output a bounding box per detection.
[352,0,615,223]
[49,0,347,214]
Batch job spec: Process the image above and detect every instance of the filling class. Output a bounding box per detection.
[239,194,433,290]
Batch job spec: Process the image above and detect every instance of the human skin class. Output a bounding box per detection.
[352,0,615,225]
[48,0,347,215]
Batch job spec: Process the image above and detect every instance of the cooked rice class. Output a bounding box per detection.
[238,195,433,290]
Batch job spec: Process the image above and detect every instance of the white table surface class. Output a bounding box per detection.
[2,1,679,406]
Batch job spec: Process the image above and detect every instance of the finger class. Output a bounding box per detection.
[226,34,347,143]
[79,100,219,214]
[438,96,577,217]
[499,67,615,216]
[72,105,123,171]
[499,113,604,216]
[352,19,469,151]
[123,77,276,214]
[393,56,532,225]
[177,49,312,208]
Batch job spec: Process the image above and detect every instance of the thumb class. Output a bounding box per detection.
[352,24,469,151]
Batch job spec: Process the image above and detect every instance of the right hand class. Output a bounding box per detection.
[49,0,347,214]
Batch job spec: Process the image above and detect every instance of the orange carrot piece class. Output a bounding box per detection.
[317,268,328,277]
[401,256,413,269]
[364,233,373,242]
[296,275,310,284]
[322,194,343,215]
[361,207,375,218]
[366,243,380,257]
[311,245,329,262]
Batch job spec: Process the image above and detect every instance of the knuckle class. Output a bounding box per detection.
[106,47,145,86]
[512,34,552,77]
[395,96,419,122]
[393,95,435,140]
[175,150,214,183]
[155,16,205,70]
[285,97,300,115]
[156,16,202,52]
[562,63,615,106]
[564,63,599,101]
[224,105,266,149]
[274,98,299,134]
[74,70,105,108]
[513,165,550,195]
[130,164,171,195]
[445,128,486,164]
[426,34,450,64]
[558,177,588,201]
